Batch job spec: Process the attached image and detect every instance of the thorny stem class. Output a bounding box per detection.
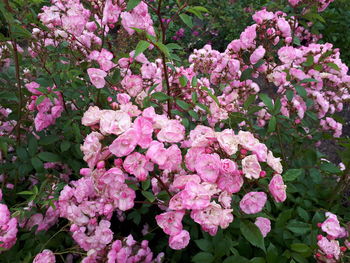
[156,0,172,118]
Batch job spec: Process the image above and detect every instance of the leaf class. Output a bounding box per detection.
[302,55,314,67]
[17,191,34,196]
[166,43,182,50]
[287,221,310,235]
[244,94,256,109]
[191,77,198,87]
[250,258,266,263]
[28,136,38,157]
[290,243,311,254]
[284,169,303,182]
[126,0,141,11]
[60,141,71,152]
[297,207,309,222]
[39,135,59,145]
[320,162,341,174]
[179,75,188,87]
[195,239,212,252]
[37,152,61,162]
[294,85,307,98]
[192,92,198,103]
[259,93,274,111]
[189,110,199,120]
[300,78,317,83]
[200,86,220,106]
[179,14,193,28]
[141,179,151,190]
[151,92,169,101]
[141,191,156,202]
[35,95,46,105]
[176,99,191,110]
[223,256,250,263]
[268,116,277,133]
[31,157,43,171]
[276,209,293,228]
[156,42,171,58]
[192,252,214,263]
[240,220,265,253]
[240,68,254,81]
[134,40,150,58]
[326,62,340,71]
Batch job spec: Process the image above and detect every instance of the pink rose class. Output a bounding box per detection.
[109,129,140,157]
[267,151,283,174]
[33,249,56,263]
[194,153,221,183]
[268,175,287,203]
[250,45,266,64]
[156,211,185,236]
[255,217,271,237]
[169,230,190,250]
[123,152,153,181]
[99,110,132,135]
[157,120,185,143]
[242,155,261,179]
[87,68,107,89]
[217,129,239,155]
[82,106,101,126]
[240,192,267,214]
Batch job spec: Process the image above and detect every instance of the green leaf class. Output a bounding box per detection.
[287,220,310,235]
[16,147,28,160]
[31,157,43,171]
[17,191,34,195]
[37,152,61,162]
[166,43,182,50]
[300,78,317,83]
[240,68,254,81]
[189,110,199,120]
[223,256,250,263]
[60,141,71,152]
[268,116,277,133]
[326,62,340,71]
[200,86,220,106]
[126,0,141,11]
[290,243,311,254]
[191,77,198,87]
[297,207,309,222]
[286,90,294,101]
[302,55,314,67]
[28,136,38,157]
[294,85,307,98]
[179,14,193,28]
[141,179,151,190]
[176,99,191,110]
[179,75,188,87]
[276,209,293,228]
[39,135,59,145]
[134,40,150,58]
[259,93,274,111]
[244,94,256,109]
[195,239,212,252]
[35,95,46,105]
[240,220,266,253]
[320,162,341,173]
[284,169,303,182]
[141,191,156,202]
[250,258,266,263]
[192,252,214,263]
[192,92,198,103]
[151,92,169,101]
[156,42,171,58]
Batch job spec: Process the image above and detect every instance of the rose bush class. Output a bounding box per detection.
[0,0,349,262]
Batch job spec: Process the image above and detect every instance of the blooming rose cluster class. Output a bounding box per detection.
[25,82,64,131]
[288,0,335,12]
[0,189,18,252]
[315,212,349,262]
[70,97,286,251]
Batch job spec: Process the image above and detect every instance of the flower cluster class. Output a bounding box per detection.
[69,97,286,251]
[315,212,349,262]
[0,189,18,252]
[25,82,64,131]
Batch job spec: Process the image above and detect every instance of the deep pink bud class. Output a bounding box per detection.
[317,235,323,241]
[326,254,333,259]
[317,223,322,228]
[97,161,105,169]
[260,171,266,178]
[240,148,248,155]
[80,168,91,176]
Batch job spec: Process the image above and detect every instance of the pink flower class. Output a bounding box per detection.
[156,210,185,236]
[250,45,266,64]
[157,120,185,143]
[146,141,167,166]
[82,106,101,126]
[109,129,140,157]
[33,249,56,263]
[87,68,107,89]
[242,155,261,179]
[195,153,221,183]
[267,151,283,174]
[134,116,153,148]
[317,236,341,260]
[255,217,271,237]
[169,230,190,250]
[80,132,104,168]
[217,129,239,155]
[268,174,287,203]
[25,81,41,95]
[321,213,343,238]
[123,152,153,181]
[220,159,239,175]
[240,192,267,214]
[99,110,132,135]
[277,18,291,37]
[121,75,143,97]
[217,173,243,194]
[0,204,10,225]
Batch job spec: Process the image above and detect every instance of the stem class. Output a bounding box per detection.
[151,173,173,197]
[156,0,172,118]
